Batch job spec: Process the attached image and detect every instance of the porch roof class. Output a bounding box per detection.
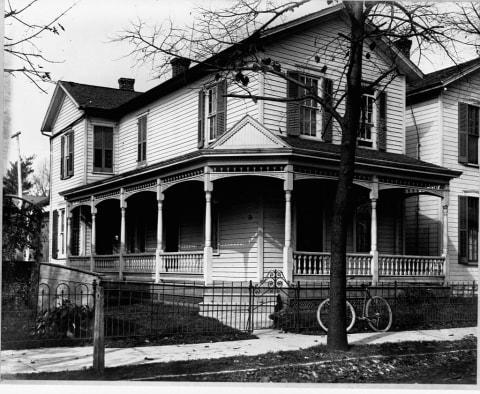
[60,139,460,200]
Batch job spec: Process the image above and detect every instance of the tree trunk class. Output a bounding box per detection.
[327,1,364,352]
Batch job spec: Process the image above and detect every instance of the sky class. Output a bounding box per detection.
[2,0,478,178]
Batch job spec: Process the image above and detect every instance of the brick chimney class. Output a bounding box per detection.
[394,38,412,58]
[170,57,191,78]
[118,78,135,91]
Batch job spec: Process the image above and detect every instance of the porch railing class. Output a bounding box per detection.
[160,251,203,274]
[293,252,372,276]
[379,255,445,276]
[68,256,91,271]
[124,253,156,273]
[94,255,120,272]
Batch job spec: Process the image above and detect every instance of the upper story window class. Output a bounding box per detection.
[459,195,479,265]
[358,88,387,150]
[198,80,227,148]
[93,125,113,173]
[287,72,333,141]
[60,131,74,179]
[137,115,147,164]
[458,103,479,165]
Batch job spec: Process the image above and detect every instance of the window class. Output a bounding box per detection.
[355,202,371,252]
[358,89,387,150]
[299,75,319,137]
[52,210,58,259]
[286,72,333,141]
[93,126,113,173]
[137,115,147,164]
[358,90,375,147]
[198,80,227,148]
[459,103,479,165]
[60,208,65,255]
[459,196,479,264]
[60,131,74,179]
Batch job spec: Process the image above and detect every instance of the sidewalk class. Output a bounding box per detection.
[1,327,477,376]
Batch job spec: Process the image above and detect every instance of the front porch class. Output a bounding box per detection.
[69,251,447,283]
[63,158,454,286]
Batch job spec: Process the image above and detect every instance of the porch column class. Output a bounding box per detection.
[119,189,127,281]
[90,199,97,272]
[283,165,294,282]
[370,179,379,284]
[66,203,72,265]
[155,181,164,283]
[204,167,214,284]
[442,193,449,283]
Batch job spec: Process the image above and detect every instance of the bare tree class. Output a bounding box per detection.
[116,0,469,351]
[4,0,76,93]
[31,158,50,197]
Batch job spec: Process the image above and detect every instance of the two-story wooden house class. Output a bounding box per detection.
[41,5,460,285]
[407,58,480,282]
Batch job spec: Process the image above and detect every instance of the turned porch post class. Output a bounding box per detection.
[442,193,449,283]
[204,167,214,284]
[283,165,294,282]
[66,203,72,265]
[155,180,164,283]
[119,189,127,281]
[90,197,97,272]
[370,179,379,284]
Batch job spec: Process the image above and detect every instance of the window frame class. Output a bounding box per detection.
[459,103,479,165]
[358,90,376,147]
[60,131,74,179]
[93,125,114,173]
[198,80,227,147]
[137,114,147,164]
[299,75,320,138]
[459,195,479,265]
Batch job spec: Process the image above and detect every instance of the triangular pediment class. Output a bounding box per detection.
[210,115,289,150]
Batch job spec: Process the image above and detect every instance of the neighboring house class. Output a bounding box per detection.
[41,5,460,285]
[407,58,480,282]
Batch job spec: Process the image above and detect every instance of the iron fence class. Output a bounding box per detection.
[1,274,477,350]
[1,280,96,350]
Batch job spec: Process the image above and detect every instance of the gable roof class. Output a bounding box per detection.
[41,81,142,133]
[407,57,480,104]
[60,81,142,111]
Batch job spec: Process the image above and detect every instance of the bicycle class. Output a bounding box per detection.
[316,282,393,332]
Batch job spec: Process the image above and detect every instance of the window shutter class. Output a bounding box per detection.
[286,71,301,136]
[216,80,227,137]
[68,132,74,176]
[458,103,468,163]
[60,136,65,179]
[198,89,205,148]
[52,210,59,259]
[377,90,387,151]
[459,196,467,264]
[321,77,333,142]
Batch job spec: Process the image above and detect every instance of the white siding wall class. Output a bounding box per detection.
[261,17,406,154]
[49,94,85,264]
[440,74,480,281]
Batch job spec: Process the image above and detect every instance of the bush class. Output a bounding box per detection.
[31,299,94,339]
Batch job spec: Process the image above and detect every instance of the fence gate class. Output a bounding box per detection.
[248,270,299,331]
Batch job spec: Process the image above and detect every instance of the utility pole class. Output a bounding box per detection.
[11,131,22,201]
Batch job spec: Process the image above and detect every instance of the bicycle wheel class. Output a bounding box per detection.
[316,298,356,333]
[365,296,392,332]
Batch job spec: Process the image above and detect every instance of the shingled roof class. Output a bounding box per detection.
[408,57,480,96]
[60,81,142,110]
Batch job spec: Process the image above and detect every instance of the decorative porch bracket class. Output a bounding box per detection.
[283,165,294,282]
[204,167,214,285]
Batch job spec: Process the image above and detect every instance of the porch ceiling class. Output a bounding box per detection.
[60,141,460,201]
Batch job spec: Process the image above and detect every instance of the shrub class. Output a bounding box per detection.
[31,299,94,339]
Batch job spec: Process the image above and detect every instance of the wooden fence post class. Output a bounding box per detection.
[93,285,104,374]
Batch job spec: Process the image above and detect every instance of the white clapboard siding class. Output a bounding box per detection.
[439,74,480,280]
[263,191,284,273]
[261,17,406,154]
